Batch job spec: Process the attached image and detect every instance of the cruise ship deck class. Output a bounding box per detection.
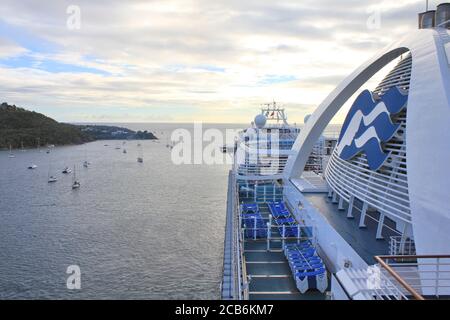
[303,193,397,264]
[239,200,329,300]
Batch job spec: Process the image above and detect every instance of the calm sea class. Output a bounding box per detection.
[0,123,244,299]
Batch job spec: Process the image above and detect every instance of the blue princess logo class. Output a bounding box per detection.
[336,87,408,170]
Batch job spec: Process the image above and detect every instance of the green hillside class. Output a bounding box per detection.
[0,102,158,149]
[0,102,94,149]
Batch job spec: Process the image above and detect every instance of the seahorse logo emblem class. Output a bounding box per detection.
[336,87,408,170]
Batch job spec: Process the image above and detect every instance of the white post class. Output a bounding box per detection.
[297,224,301,244]
[282,225,286,248]
[253,216,257,240]
[376,213,385,239]
[359,202,368,228]
[399,223,409,254]
[338,197,345,211]
[328,189,333,198]
[266,222,271,251]
[332,192,338,204]
[347,195,355,218]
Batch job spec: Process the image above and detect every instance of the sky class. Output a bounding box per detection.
[0,0,429,123]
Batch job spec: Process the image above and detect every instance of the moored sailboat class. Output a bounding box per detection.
[72,166,80,189]
[137,143,143,163]
[8,144,15,158]
[48,157,57,183]
[62,167,72,174]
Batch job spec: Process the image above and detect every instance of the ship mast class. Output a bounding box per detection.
[260,101,288,125]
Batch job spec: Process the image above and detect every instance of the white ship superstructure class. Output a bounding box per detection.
[234,102,300,181]
[222,3,450,301]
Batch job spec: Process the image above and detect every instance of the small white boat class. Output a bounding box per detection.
[28,164,37,169]
[137,143,143,162]
[72,181,80,189]
[47,160,57,183]
[62,167,72,174]
[48,176,57,183]
[72,166,80,189]
[8,144,15,158]
[83,161,89,168]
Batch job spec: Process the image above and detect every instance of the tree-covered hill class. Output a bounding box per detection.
[0,103,157,149]
[0,102,94,149]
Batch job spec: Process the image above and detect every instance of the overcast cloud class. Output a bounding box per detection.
[0,0,426,123]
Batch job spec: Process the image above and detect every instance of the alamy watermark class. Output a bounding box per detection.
[366,6,382,30]
[66,5,81,30]
[169,123,282,175]
[66,265,81,290]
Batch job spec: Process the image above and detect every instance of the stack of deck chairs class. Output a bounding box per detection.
[267,201,299,238]
[241,203,268,239]
[284,242,328,293]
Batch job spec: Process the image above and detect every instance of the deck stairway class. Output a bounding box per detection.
[242,203,328,300]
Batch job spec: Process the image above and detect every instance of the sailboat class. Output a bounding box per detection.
[137,143,143,163]
[72,166,80,189]
[8,144,15,158]
[21,140,26,152]
[83,147,89,168]
[123,148,127,154]
[62,166,72,174]
[47,164,57,183]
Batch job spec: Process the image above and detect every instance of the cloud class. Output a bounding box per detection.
[0,0,424,123]
[0,38,28,58]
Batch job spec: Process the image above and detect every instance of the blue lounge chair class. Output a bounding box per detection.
[295,268,328,294]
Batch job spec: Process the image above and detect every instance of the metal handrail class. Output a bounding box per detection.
[375,255,450,300]
[234,174,249,300]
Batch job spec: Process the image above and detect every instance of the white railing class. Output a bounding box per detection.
[325,147,412,223]
[389,236,416,256]
[233,174,249,300]
[375,255,450,299]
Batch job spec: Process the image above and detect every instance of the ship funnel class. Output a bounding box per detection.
[418,10,436,28]
[419,3,450,29]
[436,3,450,28]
